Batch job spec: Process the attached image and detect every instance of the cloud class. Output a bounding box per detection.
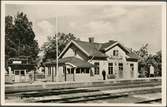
[69,6,161,53]
[6,4,162,53]
[101,6,128,19]
[34,20,55,47]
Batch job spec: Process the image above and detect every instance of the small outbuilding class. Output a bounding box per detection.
[6,56,36,83]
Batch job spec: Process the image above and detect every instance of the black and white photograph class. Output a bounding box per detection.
[1,1,166,106]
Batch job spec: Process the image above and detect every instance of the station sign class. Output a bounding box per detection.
[13,61,22,64]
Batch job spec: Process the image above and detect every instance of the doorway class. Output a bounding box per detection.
[118,63,123,79]
[14,70,26,82]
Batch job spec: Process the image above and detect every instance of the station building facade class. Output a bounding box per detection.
[44,38,139,82]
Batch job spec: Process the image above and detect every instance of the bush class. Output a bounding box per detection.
[138,74,145,78]
[35,74,45,79]
[107,74,115,79]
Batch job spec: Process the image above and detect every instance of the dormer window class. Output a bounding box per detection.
[113,50,119,56]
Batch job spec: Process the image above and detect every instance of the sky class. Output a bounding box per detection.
[5,3,162,54]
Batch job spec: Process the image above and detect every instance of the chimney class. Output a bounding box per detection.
[89,37,94,43]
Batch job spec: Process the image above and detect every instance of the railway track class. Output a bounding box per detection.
[30,86,160,103]
[5,80,161,103]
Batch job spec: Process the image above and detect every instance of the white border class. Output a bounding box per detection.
[1,1,166,5]
[1,1,166,106]
[1,1,5,106]
[161,3,166,106]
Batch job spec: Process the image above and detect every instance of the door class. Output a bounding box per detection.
[20,70,26,82]
[130,64,134,78]
[14,70,26,82]
[66,68,74,81]
[118,63,123,79]
[14,70,20,82]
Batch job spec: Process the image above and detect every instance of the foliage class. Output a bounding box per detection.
[42,32,78,61]
[5,12,39,67]
[135,44,161,77]
[107,74,116,79]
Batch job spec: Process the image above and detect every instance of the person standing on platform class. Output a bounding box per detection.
[102,70,106,80]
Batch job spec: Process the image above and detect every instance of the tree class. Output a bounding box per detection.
[154,50,161,63]
[5,16,17,68]
[153,50,162,76]
[135,43,149,77]
[5,12,39,67]
[135,43,162,77]
[42,32,78,61]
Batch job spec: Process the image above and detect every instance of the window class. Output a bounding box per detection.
[86,68,89,73]
[71,68,74,74]
[130,64,134,71]
[81,68,85,73]
[76,68,80,73]
[119,63,123,71]
[94,62,100,75]
[67,68,71,74]
[108,63,113,74]
[76,68,89,74]
[48,67,51,76]
[113,50,119,56]
[15,71,19,75]
[66,68,75,74]
[21,71,25,76]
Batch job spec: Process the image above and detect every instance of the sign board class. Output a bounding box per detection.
[13,61,22,64]
[108,55,123,60]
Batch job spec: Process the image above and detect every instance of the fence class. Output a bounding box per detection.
[5,74,15,84]
[5,74,46,84]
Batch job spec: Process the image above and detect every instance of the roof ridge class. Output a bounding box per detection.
[73,39,116,45]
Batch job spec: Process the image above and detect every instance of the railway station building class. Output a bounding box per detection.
[44,37,139,82]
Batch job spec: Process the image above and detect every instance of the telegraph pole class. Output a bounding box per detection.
[55,17,59,82]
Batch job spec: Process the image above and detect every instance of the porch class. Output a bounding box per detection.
[44,57,95,82]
